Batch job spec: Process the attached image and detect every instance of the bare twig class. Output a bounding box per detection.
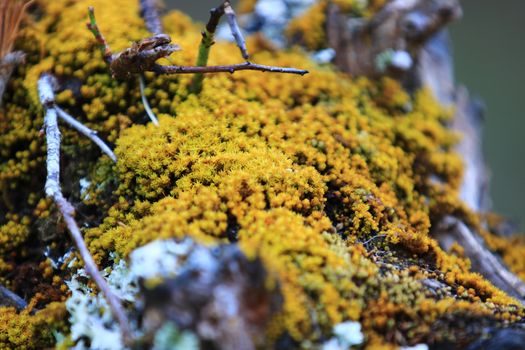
[86,7,113,65]
[153,61,308,75]
[0,285,27,310]
[55,107,117,162]
[38,74,131,341]
[190,4,225,93]
[140,0,163,35]
[361,234,387,248]
[434,216,525,302]
[34,74,116,161]
[87,5,307,94]
[223,1,249,59]
[138,0,163,126]
[138,75,159,126]
[190,1,251,92]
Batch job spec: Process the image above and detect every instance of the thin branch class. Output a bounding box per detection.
[86,7,113,65]
[86,5,308,93]
[36,74,116,162]
[360,234,387,248]
[190,4,225,93]
[0,285,27,310]
[140,0,163,35]
[224,0,249,59]
[153,61,308,75]
[38,74,132,342]
[434,216,525,302]
[138,75,159,126]
[56,107,117,162]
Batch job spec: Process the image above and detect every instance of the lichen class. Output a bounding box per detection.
[0,0,523,349]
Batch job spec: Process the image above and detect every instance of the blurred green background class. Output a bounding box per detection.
[449,0,525,230]
[168,0,525,230]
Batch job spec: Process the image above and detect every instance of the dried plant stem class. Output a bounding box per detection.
[223,1,249,59]
[87,5,307,94]
[140,0,162,34]
[153,61,308,75]
[190,4,225,93]
[86,7,113,64]
[38,74,131,341]
[190,1,252,92]
[435,216,525,302]
[55,107,117,162]
[0,285,27,310]
[139,75,159,126]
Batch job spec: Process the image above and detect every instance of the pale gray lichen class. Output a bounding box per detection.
[321,321,364,350]
[129,238,194,280]
[60,242,200,350]
[376,49,414,73]
[400,344,429,350]
[63,260,137,350]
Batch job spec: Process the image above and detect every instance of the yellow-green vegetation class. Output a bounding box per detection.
[0,301,66,349]
[0,0,523,348]
[285,0,387,50]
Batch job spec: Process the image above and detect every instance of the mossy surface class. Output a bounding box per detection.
[0,0,524,348]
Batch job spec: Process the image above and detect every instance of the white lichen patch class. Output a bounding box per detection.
[60,241,200,349]
[129,238,194,280]
[322,321,364,350]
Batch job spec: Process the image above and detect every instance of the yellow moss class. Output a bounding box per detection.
[237,0,259,14]
[284,0,387,50]
[0,302,66,349]
[286,2,328,50]
[0,215,30,254]
[1,0,524,348]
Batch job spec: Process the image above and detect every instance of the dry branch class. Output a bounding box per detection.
[139,0,163,35]
[326,0,462,78]
[87,6,307,86]
[152,61,308,75]
[139,75,159,126]
[37,74,131,341]
[410,14,525,302]
[55,106,117,162]
[435,216,525,302]
[223,1,249,59]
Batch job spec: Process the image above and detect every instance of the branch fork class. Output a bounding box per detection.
[87,4,308,93]
[37,74,131,341]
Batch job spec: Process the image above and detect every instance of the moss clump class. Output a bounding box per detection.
[284,0,387,50]
[0,0,523,348]
[0,302,67,349]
